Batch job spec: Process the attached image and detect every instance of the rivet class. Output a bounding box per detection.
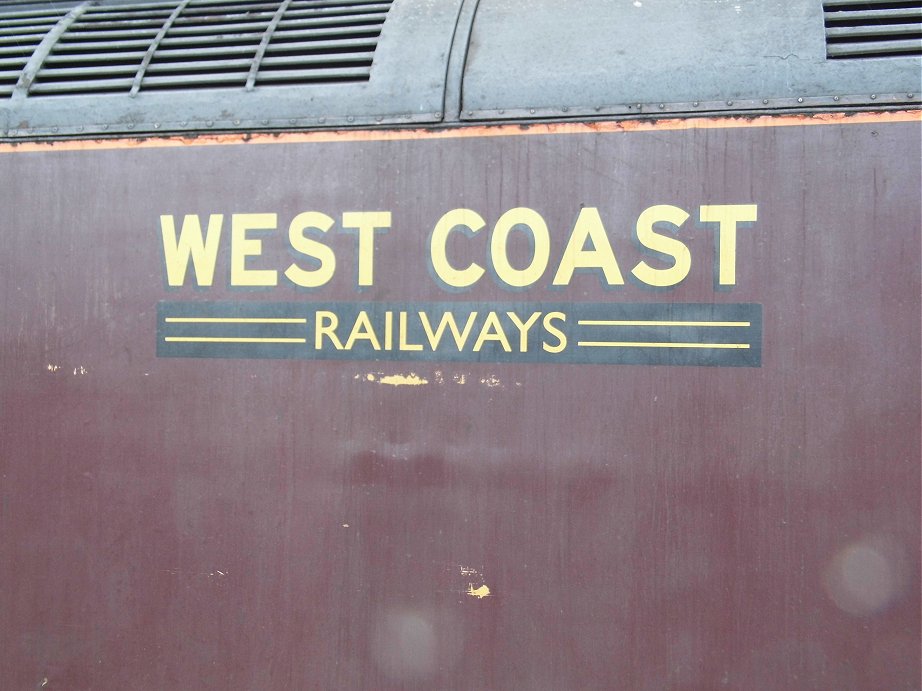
[562,106,568,112]
[635,103,641,109]
[102,124,109,130]
[658,103,665,109]
[833,96,839,102]
[206,120,214,127]
[127,123,135,129]
[234,119,240,125]
[797,97,804,103]
[529,109,535,114]
[318,118,325,124]
[692,102,699,107]
[347,116,355,122]
[762,99,769,105]
[727,100,733,106]
[262,119,269,125]
[909,93,915,98]
[435,111,442,117]
[594,106,601,112]
[870,94,877,99]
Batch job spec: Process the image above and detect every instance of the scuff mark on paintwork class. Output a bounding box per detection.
[354,372,428,386]
[467,584,491,599]
[73,366,88,376]
[453,373,466,384]
[46,364,60,372]
[480,375,502,388]
[379,373,428,386]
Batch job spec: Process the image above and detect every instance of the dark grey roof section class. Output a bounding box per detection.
[0,0,920,138]
[0,0,464,136]
[460,0,922,120]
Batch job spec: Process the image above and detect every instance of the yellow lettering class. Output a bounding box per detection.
[342,211,391,287]
[429,209,486,288]
[231,213,278,287]
[553,207,624,286]
[398,312,423,351]
[383,311,394,350]
[315,311,342,350]
[473,312,512,352]
[419,311,479,350]
[631,205,691,287]
[160,214,223,287]
[507,311,541,352]
[542,312,567,353]
[699,204,758,286]
[490,207,550,288]
[285,211,336,288]
[345,311,381,350]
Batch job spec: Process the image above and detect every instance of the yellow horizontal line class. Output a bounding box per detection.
[577,320,750,327]
[577,341,750,349]
[165,317,306,324]
[164,337,306,343]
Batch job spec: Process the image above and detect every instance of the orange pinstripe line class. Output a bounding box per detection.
[0,110,918,154]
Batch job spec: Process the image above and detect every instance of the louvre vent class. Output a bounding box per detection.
[2,0,392,98]
[0,6,70,98]
[824,0,922,59]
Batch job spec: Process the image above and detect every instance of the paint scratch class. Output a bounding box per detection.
[378,373,428,386]
[46,364,60,372]
[355,372,429,386]
[479,375,502,388]
[467,583,491,599]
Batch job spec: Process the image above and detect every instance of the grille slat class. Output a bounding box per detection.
[827,21,922,37]
[824,1,922,58]
[1,0,391,98]
[827,37,922,55]
[0,23,58,37]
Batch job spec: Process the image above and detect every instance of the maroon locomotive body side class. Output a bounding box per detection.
[0,112,919,689]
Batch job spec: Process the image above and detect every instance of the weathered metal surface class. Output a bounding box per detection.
[0,0,462,137]
[0,112,919,688]
[462,0,922,120]
[3,0,922,138]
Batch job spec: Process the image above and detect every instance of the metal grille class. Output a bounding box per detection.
[0,5,70,98]
[824,0,922,59]
[1,0,392,98]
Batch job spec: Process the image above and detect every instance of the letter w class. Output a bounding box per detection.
[420,311,478,350]
[160,214,223,286]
